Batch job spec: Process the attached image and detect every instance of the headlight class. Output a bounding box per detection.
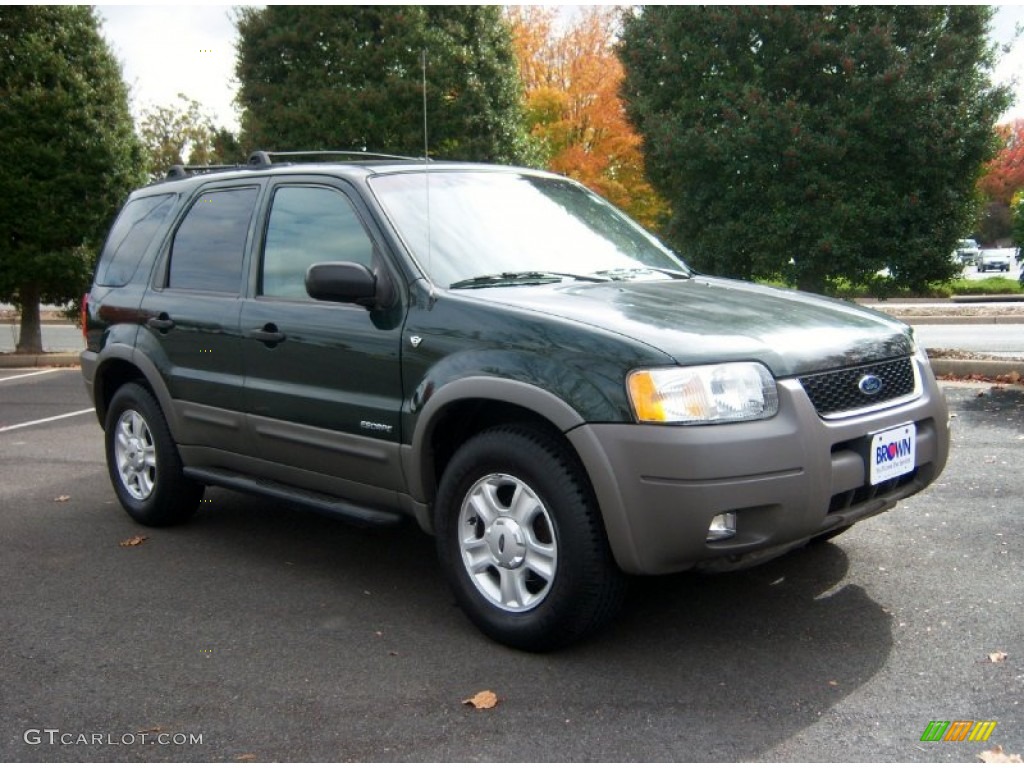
[909,329,930,364]
[627,363,779,424]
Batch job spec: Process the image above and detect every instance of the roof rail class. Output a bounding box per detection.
[250,149,423,164]
[164,163,245,180]
[158,149,421,184]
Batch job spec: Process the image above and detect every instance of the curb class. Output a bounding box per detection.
[895,315,1024,325]
[950,294,1024,304]
[0,353,80,368]
[928,358,1022,379]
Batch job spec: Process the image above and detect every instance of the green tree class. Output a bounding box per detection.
[211,127,245,166]
[620,6,1011,294]
[139,93,217,175]
[235,5,531,164]
[976,200,1012,245]
[0,6,144,353]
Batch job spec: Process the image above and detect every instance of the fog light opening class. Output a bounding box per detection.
[707,512,738,542]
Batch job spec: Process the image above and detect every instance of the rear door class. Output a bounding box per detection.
[239,178,406,500]
[138,182,262,450]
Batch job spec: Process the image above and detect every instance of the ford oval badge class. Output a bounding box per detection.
[858,374,883,396]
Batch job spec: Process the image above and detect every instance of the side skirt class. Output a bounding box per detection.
[183,466,403,527]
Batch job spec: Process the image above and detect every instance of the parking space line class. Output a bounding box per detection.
[0,369,65,383]
[0,408,95,433]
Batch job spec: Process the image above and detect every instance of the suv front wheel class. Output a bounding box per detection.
[104,382,203,526]
[435,424,626,651]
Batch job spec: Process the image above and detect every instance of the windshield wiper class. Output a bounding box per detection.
[449,271,610,289]
[593,267,691,281]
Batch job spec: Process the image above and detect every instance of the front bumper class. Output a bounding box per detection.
[567,362,949,575]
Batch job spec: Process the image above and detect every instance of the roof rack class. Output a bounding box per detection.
[164,163,245,180]
[247,150,423,165]
[160,149,422,183]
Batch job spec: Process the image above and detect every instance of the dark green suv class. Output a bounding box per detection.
[82,152,950,650]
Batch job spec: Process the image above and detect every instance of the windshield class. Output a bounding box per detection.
[369,171,689,288]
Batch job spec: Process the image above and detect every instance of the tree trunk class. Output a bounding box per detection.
[795,267,828,296]
[15,285,43,354]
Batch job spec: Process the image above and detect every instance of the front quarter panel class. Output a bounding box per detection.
[399,289,674,502]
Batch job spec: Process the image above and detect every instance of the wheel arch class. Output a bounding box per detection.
[403,377,587,510]
[92,347,178,436]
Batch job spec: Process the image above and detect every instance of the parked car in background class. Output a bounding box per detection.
[977,249,1012,273]
[955,239,981,266]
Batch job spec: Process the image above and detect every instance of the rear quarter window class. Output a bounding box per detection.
[94,194,177,287]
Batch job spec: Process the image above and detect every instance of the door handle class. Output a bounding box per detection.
[146,313,174,331]
[248,324,286,345]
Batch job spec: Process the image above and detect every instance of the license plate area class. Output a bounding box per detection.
[869,423,916,485]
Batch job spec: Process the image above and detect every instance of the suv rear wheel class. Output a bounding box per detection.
[435,425,626,651]
[105,382,203,526]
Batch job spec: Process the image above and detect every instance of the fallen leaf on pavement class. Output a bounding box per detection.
[119,535,149,547]
[463,690,499,709]
[978,746,1023,763]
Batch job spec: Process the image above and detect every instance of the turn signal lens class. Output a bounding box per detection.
[626,370,666,422]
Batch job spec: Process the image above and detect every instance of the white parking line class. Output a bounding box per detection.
[0,408,95,433]
[0,369,64,383]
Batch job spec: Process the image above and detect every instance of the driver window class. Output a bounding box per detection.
[261,186,375,299]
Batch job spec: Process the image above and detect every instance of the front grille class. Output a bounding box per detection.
[799,357,916,417]
[828,469,919,514]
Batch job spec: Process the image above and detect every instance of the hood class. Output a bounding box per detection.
[457,277,914,378]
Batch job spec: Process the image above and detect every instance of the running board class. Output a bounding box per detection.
[183,467,404,527]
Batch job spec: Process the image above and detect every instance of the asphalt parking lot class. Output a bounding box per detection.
[0,369,1021,761]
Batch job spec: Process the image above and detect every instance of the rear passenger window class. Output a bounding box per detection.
[261,186,376,299]
[168,187,258,293]
[95,194,176,287]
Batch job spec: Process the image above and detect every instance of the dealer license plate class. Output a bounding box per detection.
[869,423,916,485]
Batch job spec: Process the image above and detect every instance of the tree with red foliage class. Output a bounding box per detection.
[506,6,667,230]
[978,119,1024,206]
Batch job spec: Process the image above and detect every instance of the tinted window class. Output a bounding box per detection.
[95,194,176,286]
[261,186,375,299]
[168,187,258,293]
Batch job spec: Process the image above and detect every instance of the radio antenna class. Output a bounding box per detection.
[421,48,434,289]
[422,49,429,162]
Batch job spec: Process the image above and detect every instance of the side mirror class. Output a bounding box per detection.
[305,262,377,307]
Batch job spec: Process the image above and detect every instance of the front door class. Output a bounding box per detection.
[240,180,406,502]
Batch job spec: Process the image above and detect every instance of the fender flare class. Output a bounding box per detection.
[90,345,180,437]
[402,376,586,504]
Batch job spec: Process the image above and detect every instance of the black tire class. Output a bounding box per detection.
[104,382,203,526]
[435,424,626,651]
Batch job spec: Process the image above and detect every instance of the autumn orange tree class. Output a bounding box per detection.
[975,120,1024,243]
[978,119,1024,205]
[505,6,666,229]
